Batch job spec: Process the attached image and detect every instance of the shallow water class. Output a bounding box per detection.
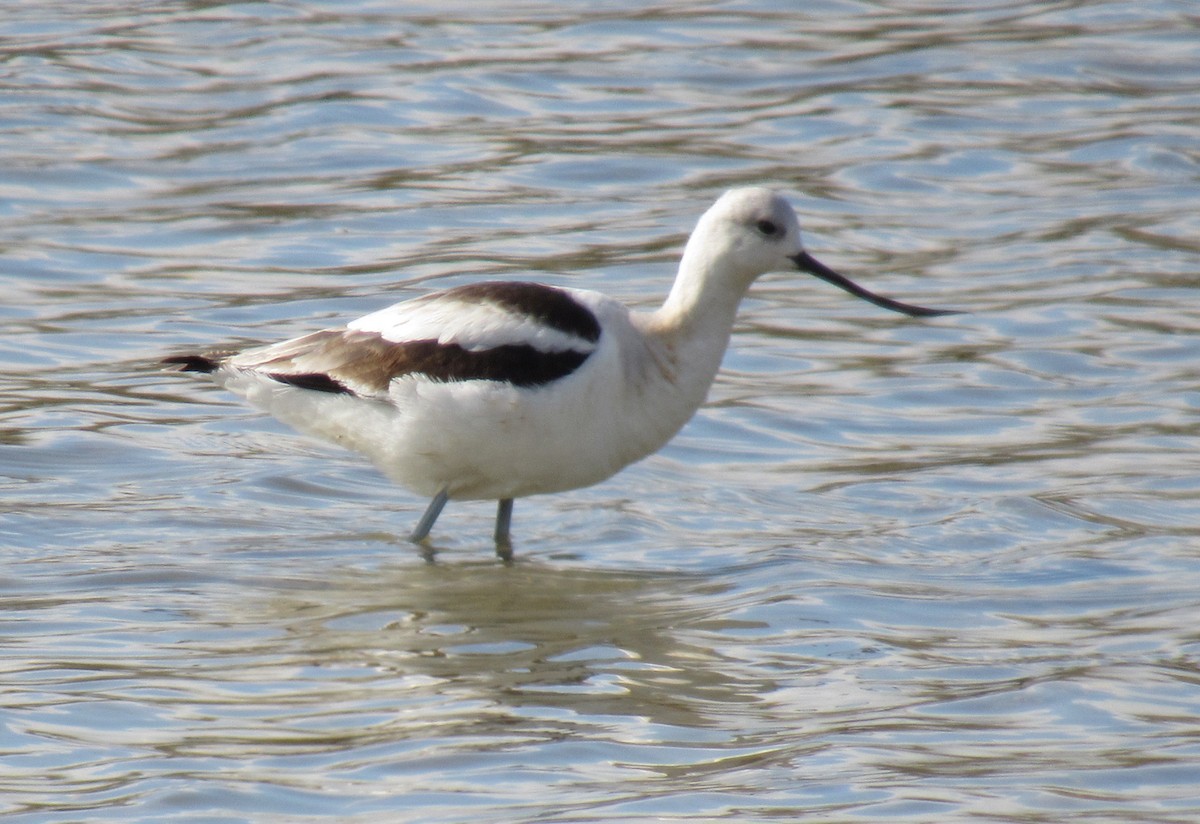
[3,1,1200,821]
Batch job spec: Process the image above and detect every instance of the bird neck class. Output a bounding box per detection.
[639,259,749,407]
[654,243,749,355]
[610,253,751,467]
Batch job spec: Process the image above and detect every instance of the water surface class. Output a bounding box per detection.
[3,1,1200,821]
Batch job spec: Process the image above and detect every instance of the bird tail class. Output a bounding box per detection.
[162,354,220,374]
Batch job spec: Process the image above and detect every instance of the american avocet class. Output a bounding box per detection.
[165,187,956,557]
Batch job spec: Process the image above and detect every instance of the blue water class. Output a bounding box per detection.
[3,1,1200,821]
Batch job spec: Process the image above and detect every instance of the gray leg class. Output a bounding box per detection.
[494,498,514,559]
[410,488,449,543]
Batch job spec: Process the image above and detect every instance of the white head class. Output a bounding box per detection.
[679,187,957,318]
[681,187,805,288]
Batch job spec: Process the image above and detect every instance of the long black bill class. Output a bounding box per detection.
[791,251,960,318]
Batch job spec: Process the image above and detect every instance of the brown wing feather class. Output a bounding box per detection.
[233,329,591,395]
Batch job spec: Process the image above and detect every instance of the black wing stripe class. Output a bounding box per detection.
[267,372,353,394]
[445,282,602,344]
[259,332,592,394]
[397,340,590,388]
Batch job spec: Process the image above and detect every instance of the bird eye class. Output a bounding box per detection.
[756,219,780,237]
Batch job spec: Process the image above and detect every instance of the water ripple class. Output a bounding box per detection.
[3,0,1200,821]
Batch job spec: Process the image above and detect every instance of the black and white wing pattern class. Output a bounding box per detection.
[217,282,604,397]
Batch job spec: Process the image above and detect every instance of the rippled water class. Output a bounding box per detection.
[4,1,1200,821]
